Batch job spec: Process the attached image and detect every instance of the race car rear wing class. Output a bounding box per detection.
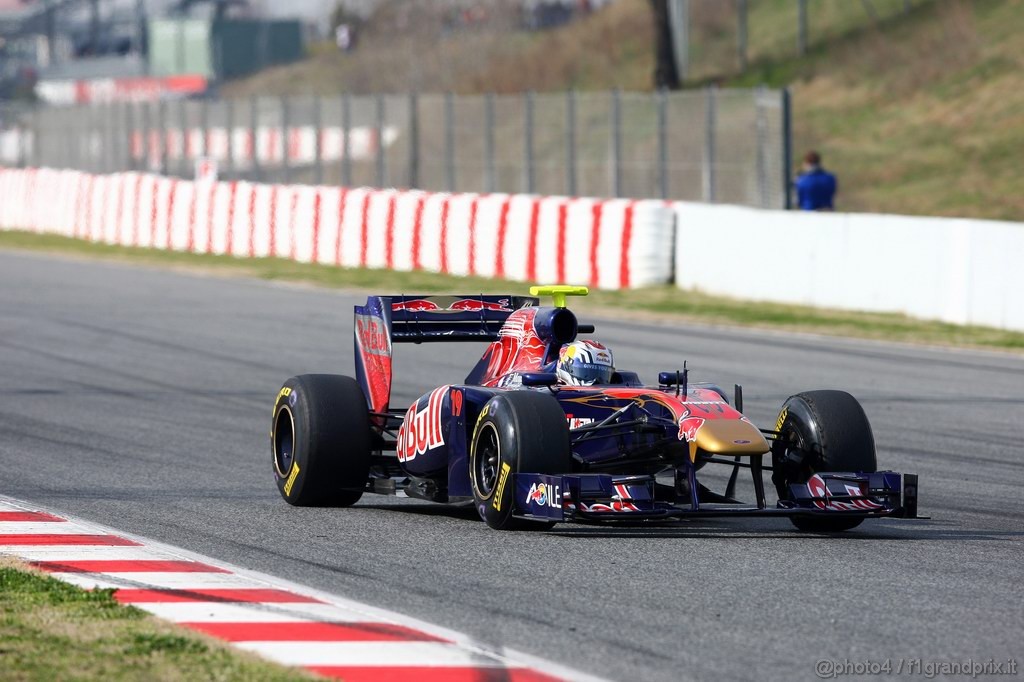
[353,295,538,412]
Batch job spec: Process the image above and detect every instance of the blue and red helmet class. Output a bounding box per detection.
[557,340,614,386]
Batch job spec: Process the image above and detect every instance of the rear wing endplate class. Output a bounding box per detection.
[353,295,538,412]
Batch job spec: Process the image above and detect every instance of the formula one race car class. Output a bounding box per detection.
[270,286,920,531]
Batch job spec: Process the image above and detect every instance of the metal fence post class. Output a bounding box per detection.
[200,96,209,163]
[375,93,386,188]
[107,103,117,171]
[782,87,793,209]
[178,98,187,176]
[225,97,235,178]
[87,105,97,172]
[124,102,135,171]
[141,101,151,172]
[341,93,352,187]
[121,102,129,170]
[523,90,534,194]
[158,99,169,175]
[117,104,126,171]
[91,106,101,171]
[36,106,46,167]
[754,87,769,208]
[87,107,95,171]
[28,106,40,168]
[444,91,455,192]
[702,86,717,203]
[72,108,82,168]
[408,92,419,189]
[312,95,323,185]
[250,95,260,182]
[100,104,110,172]
[101,104,113,173]
[78,107,85,170]
[86,107,95,170]
[280,95,290,184]
[115,102,126,171]
[484,93,496,193]
[657,89,668,200]
[566,89,577,196]
[114,103,122,171]
[610,89,621,198]
[16,115,27,168]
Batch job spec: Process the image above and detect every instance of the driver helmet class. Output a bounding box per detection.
[556,340,614,386]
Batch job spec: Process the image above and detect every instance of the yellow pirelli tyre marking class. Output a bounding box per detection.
[283,462,301,497]
[775,407,788,433]
[492,462,511,511]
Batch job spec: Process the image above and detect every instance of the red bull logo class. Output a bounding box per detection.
[566,414,595,429]
[677,416,706,442]
[526,482,560,509]
[844,483,884,510]
[808,474,829,510]
[355,316,389,356]
[392,299,441,312]
[448,298,512,312]
[396,386,449,463]
[806,475,884,511]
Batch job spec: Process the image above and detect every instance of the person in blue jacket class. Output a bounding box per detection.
[794,150,837,210]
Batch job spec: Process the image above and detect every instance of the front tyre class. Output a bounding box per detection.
[771,390,877,532]
[271,374,372,507]
[470,391,572,531]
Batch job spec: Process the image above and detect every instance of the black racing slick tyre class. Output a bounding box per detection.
[470,390,572,531]
[771,390,877,532]
[271,374,372,507]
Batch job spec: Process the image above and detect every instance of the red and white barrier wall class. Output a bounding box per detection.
[0,167,676,290]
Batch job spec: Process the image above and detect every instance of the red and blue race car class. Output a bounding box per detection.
[271,286,919,531]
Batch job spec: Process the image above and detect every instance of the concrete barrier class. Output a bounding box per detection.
[673,202,1024,331]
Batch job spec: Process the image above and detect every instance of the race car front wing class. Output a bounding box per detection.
[511,471,919,524]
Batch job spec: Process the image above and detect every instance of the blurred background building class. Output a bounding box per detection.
[0,0,306,104]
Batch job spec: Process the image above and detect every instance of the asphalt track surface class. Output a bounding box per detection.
[2,250,1022,681]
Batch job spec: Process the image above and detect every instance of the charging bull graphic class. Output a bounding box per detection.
[677,416,706,442]
[449,298,513,312]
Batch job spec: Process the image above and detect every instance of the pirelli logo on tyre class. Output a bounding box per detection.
[492,462,511,511]
[274,386,292,416]
[775,407,788,433]
[283,462,301,497]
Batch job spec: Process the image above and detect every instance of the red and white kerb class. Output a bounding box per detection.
[0,496,594,682]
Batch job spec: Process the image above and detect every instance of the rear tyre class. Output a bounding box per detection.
[771,390,877,532]
[271,374,372,507]
[470,390,572,531]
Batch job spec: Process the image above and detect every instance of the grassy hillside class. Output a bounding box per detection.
[225,0,1023,221]
[222,1,655,95]
[734,0,1024,220]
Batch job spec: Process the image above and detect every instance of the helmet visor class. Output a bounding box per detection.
[569,362,614,385]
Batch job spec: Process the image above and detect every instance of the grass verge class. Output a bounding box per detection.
[0,559,311,681]
[2,229,1022,352]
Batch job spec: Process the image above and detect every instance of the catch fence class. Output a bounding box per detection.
[2,87,791,209]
